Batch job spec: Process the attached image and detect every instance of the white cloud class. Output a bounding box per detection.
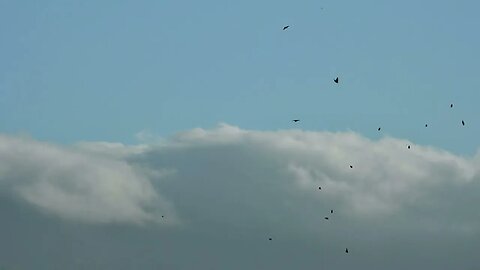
[1,124,480,268]
[133,124,480,233]
[0,135,176,225]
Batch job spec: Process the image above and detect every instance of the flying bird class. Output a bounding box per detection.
[333,77,339,84]
[330,210,334,214]
[292,119,300,122]
[324,217,329,220]
[350,165,353,169]
[345,248,349,253]
[378,127,381,131]
[318,186,322,190]
[450,104,454,108]
[283,25,290,30]
[269,237,272,241]
[425,124,428,127]
[462,120,465,126]
[408,145,411,149]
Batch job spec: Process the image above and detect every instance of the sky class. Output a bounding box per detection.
[1,0,480,269]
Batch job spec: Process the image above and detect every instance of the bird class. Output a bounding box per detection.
[378,127,381,131]
[408,145,411,149]
[333,77,339,84]
[425,124,428,127]
[161,215,164,218]
[292,119,300,122]
[345,248,349,253]
[318,186,322,190]
[324,217,329,220]
[350,165,353,169]
[462,120,465,126]
[269,237,272,241]
[330,210,334,214]
[283,25,290,30]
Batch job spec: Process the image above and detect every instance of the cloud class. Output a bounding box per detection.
[1,124,480,269]
[0,135,175,225]
[135,124,480,233]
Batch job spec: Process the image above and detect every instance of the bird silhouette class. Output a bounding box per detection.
[378,127,381,131]
[269,237,272,241]
[283,25,290,30]
[462,120,465,126]
[451,104,454,108]
[324,217,329,220]
[425,124,428,127]
[350,165,353,169]
[330,210,334,214]
[318,186,322,190]
[333,77,339,84]
[292,119,300,122]
[345,248,349,253]
[408,145,411,149]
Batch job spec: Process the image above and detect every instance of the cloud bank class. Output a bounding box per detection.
[0,124,479,269]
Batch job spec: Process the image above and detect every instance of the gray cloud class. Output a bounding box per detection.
[0,124,479,269]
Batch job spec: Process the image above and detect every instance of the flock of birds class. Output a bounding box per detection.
[268,24,468,256]
[152,23,467,259]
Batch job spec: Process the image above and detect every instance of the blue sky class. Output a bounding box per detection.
[1,0,479,154]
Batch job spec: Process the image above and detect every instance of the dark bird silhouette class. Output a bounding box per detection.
[408,145,411,149]
[330,210,334,214]
[451,104,454,108]
[292,119,300,122]
[345,248,349,253]
[318,186,322,190]
[350,165,353,169]
[161,215,164,218]
[269,237,272,241]
[333,77,339,84]
[425,124,428,127]
[462,120,465,126]
[283,25,290,30]
[324,217,329,220]
[378,127,381,131]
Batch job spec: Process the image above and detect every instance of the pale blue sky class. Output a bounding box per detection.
[1,0,479,154]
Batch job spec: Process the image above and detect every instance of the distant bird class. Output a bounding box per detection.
[333,77,339,84]
[462,120,465,126]
[330,210,334,214]
[293,119,300,122]
[378,127,381,131]
[350,165,353,169]
[318,186,322,190]
[324,217,329,220]
[345,248,349,253]
[161,215,164,218]
[283,25,290,30]
[450,104,454,108]
[269,237,272,241]
[408,145,411,149]
[425,124,428,127]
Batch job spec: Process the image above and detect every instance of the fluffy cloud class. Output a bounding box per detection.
[1,124,480,269]
[0,135,175,225]
[138,124,480,233]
